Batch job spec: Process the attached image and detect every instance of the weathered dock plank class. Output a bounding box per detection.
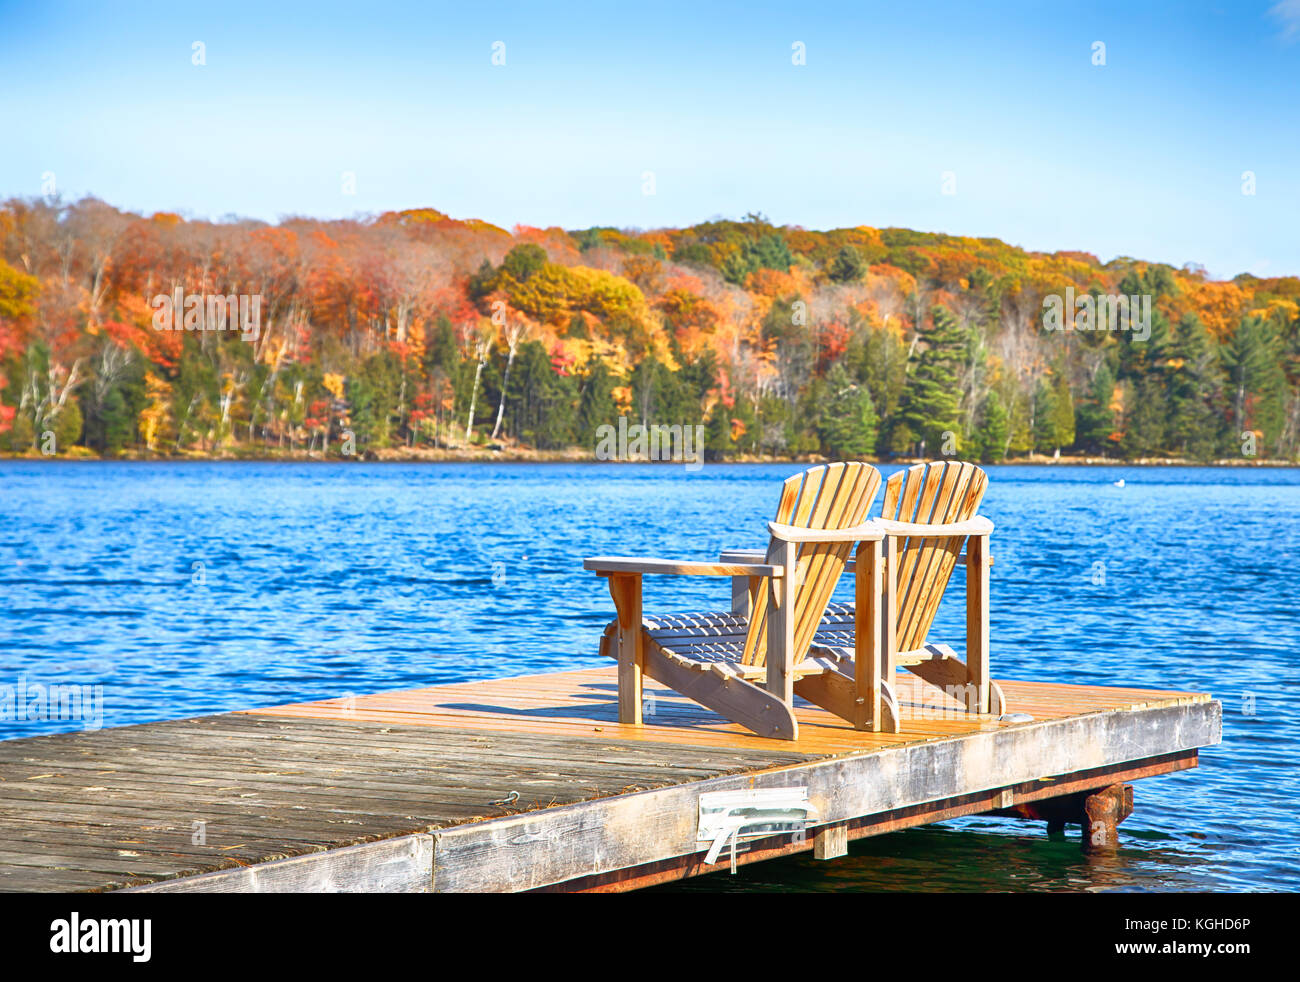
[0,709,813,891]
[0,667,1220,892]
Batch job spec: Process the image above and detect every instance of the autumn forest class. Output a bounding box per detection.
[1,197,1297,464]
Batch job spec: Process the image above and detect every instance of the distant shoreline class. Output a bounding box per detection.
[2,448,1297,467]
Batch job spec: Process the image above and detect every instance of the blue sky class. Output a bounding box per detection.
[2,0,1296,278]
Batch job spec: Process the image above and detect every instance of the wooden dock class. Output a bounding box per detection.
[0,667,1220,892]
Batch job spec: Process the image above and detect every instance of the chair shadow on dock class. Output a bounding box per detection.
[434,674,997,737]
[438,679,717,726]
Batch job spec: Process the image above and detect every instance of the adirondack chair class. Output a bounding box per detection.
[723,460,1004,733]
[584,462,888,740]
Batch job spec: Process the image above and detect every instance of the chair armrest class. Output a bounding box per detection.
[584,556,785,577]
[719,548,766,563]
[874,516,994,538]
[767,521,884,543]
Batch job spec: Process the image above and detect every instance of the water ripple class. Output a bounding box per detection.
[1,460,1297,892]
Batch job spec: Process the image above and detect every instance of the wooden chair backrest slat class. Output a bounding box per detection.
[741,462,881,668]
[881,461,988,651]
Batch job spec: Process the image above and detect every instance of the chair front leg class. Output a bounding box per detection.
[880,535,898,685]
[730,575,750,615]
[854,537,883,730]
[766,540,797,705]
[965,533,990,714]
[607,572,644,724]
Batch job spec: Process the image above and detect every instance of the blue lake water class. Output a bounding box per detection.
[1,461,1297,891]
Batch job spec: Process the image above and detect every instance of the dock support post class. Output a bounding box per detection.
[991,783,1134,854]
[813,823,849,861]
[1081,784,1134,855]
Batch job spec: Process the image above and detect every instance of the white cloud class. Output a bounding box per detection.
[1271,0,1300,41]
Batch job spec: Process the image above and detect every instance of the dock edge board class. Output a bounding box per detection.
[122,834,435,894]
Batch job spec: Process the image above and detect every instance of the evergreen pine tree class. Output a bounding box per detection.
[577,360,617,447]
[895,305,966,456]
[424,315,459,373]
[52,399,83,452]
[704,401,734,459]
[1034,366,1075,454]
[817,362,878,459]
[1121,377,1169,458]
[827,245,867,284]
[506,341,577,448]
[1221,316,1288,456]
[974,391,1008,462]
[1075,363,1119,455]
[1166,314,1226,460]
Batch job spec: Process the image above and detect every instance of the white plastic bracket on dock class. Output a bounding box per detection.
[698,787,812,869]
